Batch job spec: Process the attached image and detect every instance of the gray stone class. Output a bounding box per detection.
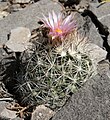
[95,3,110,19]
[91,3,110,44]
[0,2,10,20]
[77,42,107,63]
[0,101,20,120]
[5,27,32,52]
[0,0,62,44]
[31,105,55,120]
[12,117,23,120]
[0,2,9,11]
[1,107,17,119]
[97,3,110,45]
[73,12,103,48]
[0,11,9,20]
[73,1,107,48]
[52,60,110,120]
[89,22,103,47]
[12,0,31,4]
[0,101,8,113]
[9,4,23,12]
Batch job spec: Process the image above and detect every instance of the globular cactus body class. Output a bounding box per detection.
[16,43,93,110]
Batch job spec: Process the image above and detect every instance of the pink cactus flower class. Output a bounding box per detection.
[41,11,76,40]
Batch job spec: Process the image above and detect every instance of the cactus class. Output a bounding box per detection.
[15,36,94,110]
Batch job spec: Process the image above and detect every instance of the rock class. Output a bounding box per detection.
[0,101,8,113]
[94,3,110,45]
[1,107,17,119]
[5,27,32,52]
[10,4,23,12]
[75,0,90,13]
[91,3,110,34]
[0,11,9,20]
[31,105,55,120]
[0,0,62,44]
[73,11,104,48]
[89,2,110,60]
[12,0,31,4]
[0,2,9,11]
[0,101,19,120]
[12,117,23,120]
[52,60,110,120]
[77,42,107,63]
[89,22,103,47]
[75,2,110,49]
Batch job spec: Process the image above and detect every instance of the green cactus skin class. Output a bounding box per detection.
[16,41,93,110]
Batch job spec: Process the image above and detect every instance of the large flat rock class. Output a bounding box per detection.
[0,0,62,44]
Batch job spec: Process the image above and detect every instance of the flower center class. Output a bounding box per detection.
[55,28,63,34]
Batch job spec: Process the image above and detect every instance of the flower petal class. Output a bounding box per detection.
[57,13,62,26]
[41,11,76,39]
[62,14,73,27]
[49,12,54,29]
[65,21,76,32]
[52,11,58,27]
[42,14,51,28]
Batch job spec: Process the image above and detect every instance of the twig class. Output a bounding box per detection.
[0,98,13,101]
